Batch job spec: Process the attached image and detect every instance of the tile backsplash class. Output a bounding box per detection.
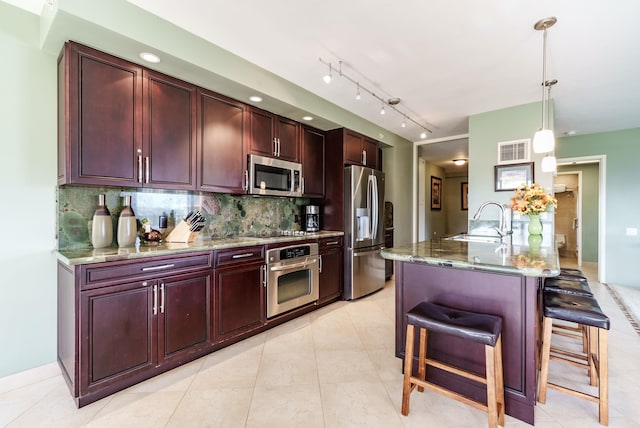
[57,186,309,250]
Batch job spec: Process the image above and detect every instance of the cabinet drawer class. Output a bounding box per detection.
[318,236,343,252]
[82,252,213,288]
[215,245,265,267]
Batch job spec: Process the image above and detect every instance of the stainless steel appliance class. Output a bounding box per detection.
[248,154,302,197]
[305,205,320,232]
[344,165,385,300]
[265,243,319,318]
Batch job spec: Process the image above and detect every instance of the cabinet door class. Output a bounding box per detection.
[80,280,155,395]
[318,237,343,304]
[276,116,300,162]
[301,125,325,198]
[143,70,197,190]
[63,42,142,186]
[362,137,380,169]
[344,129,364,165]
[247,107,275,157]
[197,89,247,193]
[158,271,212,363]
[214,262,264,342]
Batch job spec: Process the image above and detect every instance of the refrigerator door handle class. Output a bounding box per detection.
[370,175,379,240]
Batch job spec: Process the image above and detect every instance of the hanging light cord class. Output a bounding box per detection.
[541,25,549,129]
[319,57,433,136]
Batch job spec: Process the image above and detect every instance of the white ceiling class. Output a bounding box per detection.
[10,0,640,169]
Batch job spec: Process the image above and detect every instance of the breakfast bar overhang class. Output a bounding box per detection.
[382,238,560,425]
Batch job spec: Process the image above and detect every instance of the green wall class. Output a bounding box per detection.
[0,2,58,377]
[557,129,640,287]
[468,102,554,219]
[557,163,599,262]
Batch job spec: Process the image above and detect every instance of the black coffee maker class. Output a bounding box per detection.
[305,205,320,232]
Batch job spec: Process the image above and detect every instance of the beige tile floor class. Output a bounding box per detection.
[1,262,640,427]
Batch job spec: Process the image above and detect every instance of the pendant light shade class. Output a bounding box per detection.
[541,154,557,172]
[533,129,555,153]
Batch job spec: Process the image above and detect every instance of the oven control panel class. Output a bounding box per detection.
[267,243,318,263]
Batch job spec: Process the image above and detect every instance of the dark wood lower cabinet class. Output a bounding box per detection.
[58,252,214,406]
[58,238,343,407]
[214,262,264,343]
[318,237,343,304]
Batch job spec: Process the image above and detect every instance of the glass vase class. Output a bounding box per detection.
[528,213,543,236]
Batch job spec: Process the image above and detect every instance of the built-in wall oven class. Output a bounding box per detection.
[265,243,319,318]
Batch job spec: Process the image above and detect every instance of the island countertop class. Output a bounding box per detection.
[381,238,560,277]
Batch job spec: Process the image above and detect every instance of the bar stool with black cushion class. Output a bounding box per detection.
[560,267,584,276]
[543,277,593,353]
[539,291,611,425]
[555,272,589,283]
[401,302,505,428]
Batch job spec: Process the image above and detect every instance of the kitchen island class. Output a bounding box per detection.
[382,238,559,425]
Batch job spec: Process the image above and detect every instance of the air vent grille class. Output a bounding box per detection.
[498,139,530,164]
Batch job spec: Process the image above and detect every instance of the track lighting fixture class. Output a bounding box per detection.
[319,57,432,139]
[323,63,332,84]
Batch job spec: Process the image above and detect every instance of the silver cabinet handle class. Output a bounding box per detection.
[277,138,281,157]
[160,283,165,314]
[153,284,158,315]
[232,253,254,259]
[142,263,175,272]
[243,170,249,192]
[325,241,339,246]
[137,155,143,183]
[273,137,278,157]
[145,156,150,183]
[319,255,323,273]
[362,150,367,166]
[262,264,266,287]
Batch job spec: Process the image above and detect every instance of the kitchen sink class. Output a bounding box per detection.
[444,234,503,244]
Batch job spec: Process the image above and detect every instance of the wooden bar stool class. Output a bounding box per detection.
[401,302,504,428]
[539,291,611,425]
[543,277,593,356]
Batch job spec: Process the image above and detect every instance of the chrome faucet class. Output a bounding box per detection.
[473,201,512,238]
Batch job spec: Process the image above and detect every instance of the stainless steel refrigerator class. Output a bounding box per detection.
[343,165,385,300]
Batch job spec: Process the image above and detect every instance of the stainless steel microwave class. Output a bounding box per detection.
[248,154,302,197]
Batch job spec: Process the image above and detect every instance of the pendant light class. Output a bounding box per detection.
[533,17,557,154]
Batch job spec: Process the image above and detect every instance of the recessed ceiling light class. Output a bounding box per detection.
[302,116,313,121]
[139,52,160,63]
[249,96,263,103]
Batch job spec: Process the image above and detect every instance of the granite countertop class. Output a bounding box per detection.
[382,238,560,277]
[56,231,344,266]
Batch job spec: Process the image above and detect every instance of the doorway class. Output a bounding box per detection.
[556,156,605,282]
[554,171,581,265]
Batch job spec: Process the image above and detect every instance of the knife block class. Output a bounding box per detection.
[165,220,200,243]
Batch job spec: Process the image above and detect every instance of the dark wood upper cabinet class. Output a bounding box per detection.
[197,89,247,193]
[336,128,380,170]
[247,106,300,162]
[59,42,197,189]
[143,70,197,190]
[59,42,143,187]
[301,125,325,198]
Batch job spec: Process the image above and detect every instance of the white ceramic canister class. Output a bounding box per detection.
[91,194,113,249]
[117,195,137,247]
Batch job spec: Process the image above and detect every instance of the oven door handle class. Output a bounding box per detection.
[269,258,318,272]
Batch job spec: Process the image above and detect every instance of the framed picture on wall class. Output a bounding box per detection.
[431,176,442,210]
[461,182,469,210]
[494,162,534,191]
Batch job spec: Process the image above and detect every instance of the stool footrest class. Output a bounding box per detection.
[425,358,487,385]
[548,382,600,404]
[409,376,491,413]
